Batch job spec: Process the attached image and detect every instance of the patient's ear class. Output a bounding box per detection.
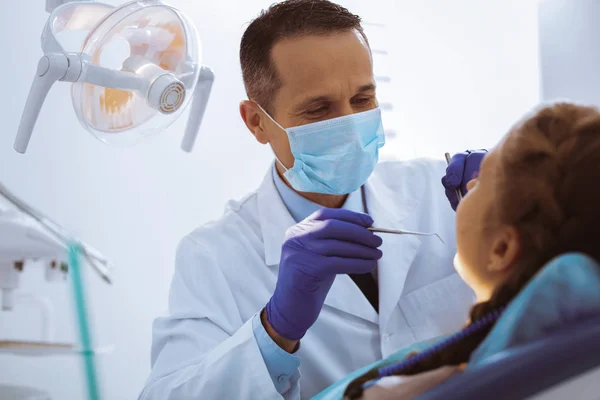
[487,226,520,274]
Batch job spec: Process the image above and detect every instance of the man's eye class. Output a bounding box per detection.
[353,98,370,105]
[307,106,328,115]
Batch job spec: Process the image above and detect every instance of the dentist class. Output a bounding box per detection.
[140,1,485,399]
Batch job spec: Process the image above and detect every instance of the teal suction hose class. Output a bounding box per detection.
[68,243,101,400]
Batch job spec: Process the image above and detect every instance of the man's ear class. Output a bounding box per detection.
[487,226,521,274]
[240,100,269,144]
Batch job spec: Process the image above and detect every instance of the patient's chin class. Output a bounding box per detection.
[453,253,478,296]
[453,253,467,280]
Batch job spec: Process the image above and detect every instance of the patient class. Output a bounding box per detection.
[342,102,600,399]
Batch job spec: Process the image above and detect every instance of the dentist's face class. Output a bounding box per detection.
[254,29,378,169]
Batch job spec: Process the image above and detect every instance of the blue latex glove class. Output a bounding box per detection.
[441,150,487,211]
[266,208,383,340]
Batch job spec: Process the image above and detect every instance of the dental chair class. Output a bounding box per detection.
[417,252,600,400]
[313,253,600,400]
[416,315,600,400]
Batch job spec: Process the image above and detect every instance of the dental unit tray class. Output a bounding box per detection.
[0,180,113,283]
[0,340,114,357]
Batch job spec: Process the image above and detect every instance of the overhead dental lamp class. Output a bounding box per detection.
[14,0,214,154]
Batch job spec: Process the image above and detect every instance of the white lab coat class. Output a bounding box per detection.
[139,159,475,400]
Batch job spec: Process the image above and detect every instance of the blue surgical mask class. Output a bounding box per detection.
[258,105,386,195]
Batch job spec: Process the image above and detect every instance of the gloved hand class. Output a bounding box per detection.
[441,150,487,211]
[265,208,383,341]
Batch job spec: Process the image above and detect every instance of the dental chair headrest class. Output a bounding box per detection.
[469,252,600,366]
[417,314,600,400]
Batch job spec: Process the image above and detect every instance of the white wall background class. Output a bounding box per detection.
[538,0,600,105]
[386,0,541,158]
[0,1,540,399]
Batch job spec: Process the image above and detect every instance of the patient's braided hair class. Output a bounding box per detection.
[346,103,600,393]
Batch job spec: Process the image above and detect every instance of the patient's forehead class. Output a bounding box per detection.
[480,146,499,175]
[479,144,508,191]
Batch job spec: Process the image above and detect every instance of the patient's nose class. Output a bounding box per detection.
[466,179,477,191]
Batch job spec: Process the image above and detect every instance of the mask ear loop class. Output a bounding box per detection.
[253,102,291,172]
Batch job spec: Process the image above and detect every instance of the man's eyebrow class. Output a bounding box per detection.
[294,95,332,111]
[355,84,376,94]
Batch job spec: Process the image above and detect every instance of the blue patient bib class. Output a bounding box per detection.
[311,336,446,400]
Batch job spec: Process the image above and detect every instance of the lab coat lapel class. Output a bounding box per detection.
[363,171,427,333]
[257,167,379,324]
[323,274,380,324]
[257,168,296,267]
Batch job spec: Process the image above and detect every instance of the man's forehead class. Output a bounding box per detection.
[270,30,373,99]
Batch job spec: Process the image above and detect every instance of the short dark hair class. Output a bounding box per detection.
[239,0,368,114]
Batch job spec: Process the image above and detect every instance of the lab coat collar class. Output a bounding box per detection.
[257,163,427,327]
[271,163,364,223]
[258,165,364,266]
